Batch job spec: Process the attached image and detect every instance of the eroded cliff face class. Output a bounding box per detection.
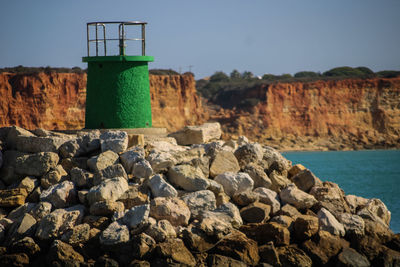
[0,72,207,132]
[211,78,400,150]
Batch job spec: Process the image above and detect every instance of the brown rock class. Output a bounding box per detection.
[0,253,29,267]
[0,188,27,207]
[83,215,110,231]
[150,197,191,226]
[291,169,322,192]
[309,181,350,216]
[276,204,302,219]
[232,190,258,207]
[288,164,306,178]
[209,150,240,177]
[336,247,370,267]
[156,238,196,266]
[206,254,247,267]
[240,222,290,246]
[258,241,281,266]
[240,202,271,223]
[46,240,84,265]
[89,201,124,216]
[277,245,312,267]
[293,215,319,241]
[118,185,148,209]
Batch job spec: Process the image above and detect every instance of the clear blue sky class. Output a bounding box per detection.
[1,0,399,78]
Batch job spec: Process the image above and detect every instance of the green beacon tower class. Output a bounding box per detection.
[83,21,154,129]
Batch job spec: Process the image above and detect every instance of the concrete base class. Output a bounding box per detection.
[103,128,167,136]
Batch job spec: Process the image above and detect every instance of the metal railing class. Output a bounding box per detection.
[86,21,147,57]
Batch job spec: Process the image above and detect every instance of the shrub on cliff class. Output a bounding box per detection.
[149,69,180,75]
[322,66,375,78]
[294,71,321,78]
[376,70,400,78]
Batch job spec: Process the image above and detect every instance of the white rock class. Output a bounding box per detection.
[150,197,191,226]
[318,208,345,236]
[345,195,368,213]
[169,122,222,145]
[119,148,145,173]
[337,213,365,236]
[15,152,59,177]
[234,143,264,168]
[214,172,254,197]
[122,204,150,229]
[16,135,71,153]
[147,152,176,173]
[145,219,176,242]
[87,150,119,172]
[87,177,129,205]
[243,163,272,188]
[40,180,76,208]
[99,221,129,246]
[148,174,178,198]
[181,190,217,219]
[100,130,128,153]
[30,202,52,221]
[132,159,153,179]
[70,167,93,188]
[200,202,243,230]
[357,198,391,227]
[254,187,281,214]
[279,184,317,210]
[209,150,240,178]
[168,164,210,192]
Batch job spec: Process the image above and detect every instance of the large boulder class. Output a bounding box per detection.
[15,152,59,177]
[240,202,271,223]
[234,143,263,168]
[336,247,370,267]
[99,221,130,247]
[40,180,77,208]
[87,150,119,172]
[169,122,222,145]
[293,215,319,241]
[309,181,351,216]
[291,169,322,192]
[357,198,391,227]
[280,184,317,210]
[337,213,365,236]
[87,177,129,205]
[254,187,281,214]
[243,163,272,188]
[167,164,210,192]
[100,130,128,153]
[181,190,216,219]
[209,150,240,177]
[214,172,254,197]
[155,238,197,266]
[15,135,70,153]
[148,174,177,198]
[150,197,191,226]
[318,208,345,236]
[122,204,150,229]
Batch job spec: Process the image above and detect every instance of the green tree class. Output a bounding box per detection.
[210,71,229,83]
[323,66,364,77]
[262,74,277,81]
[230,69,241,79]
[294,71,320,78]
[242,71,254,79]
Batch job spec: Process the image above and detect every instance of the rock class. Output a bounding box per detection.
[77,190,88,204]
[240,222,290,246]
[100,130,128,153]
[70,167,93,188]
[258,242,281,266]
[181,225,216,252]
[309,181,351,216]
[0,150,28,185]
[277,245,312,267]
[40,180,76,208]
[207,202,243,228]
[87,150,119,172]
[336,247,370,267]
[169,122,221,145]
[363,218,393,243]
[181,190,216,219]
[6,126,35,150]
[15,135,70,153]
[17,176,38,194]
[280,184,317,210]
[288,164,306,178]
[209,230,259,266]
[131,232,156,259]
[60,157,88,172]
[155,238,197,266]
[0,188,28,207]
[209,150,240,177]
[215,192,231,207]
[61,223,90,246]
[269,170,291,192]
[9,237,40,256]
[214,172,254,197]
[6,213,37,245]
[35,205,85,240]
[232,190,258,207]
[132,159,153,179]
[240,202,271,223]
[318,207,345,236]
[208,179,224,194]
[15,152,59,177]
[26,186,41,203]
[293,215,319,241]
[148,174,178,198]
[345,194,368,213]
[40,164,68,189]
[254,187,281,214]
[83,215,110,231]
[263,146,291,173]
[270,215,294,229]
[146,151,176,173]
[276,204,302,219]
[357,198,391,227]
[47,240,84,265]
[0,151,2,169]
[234,143,264,168]
[118,185,148,209]
[87,177,129,205]
[145,219,176,243]
[99,221,130,246]
[150,197,191,226]
[337,214,365,237]
[30,201,52,221]
[122,204,150,229]
[167,164,210,192]
[0,253,30,267]
[7,203,36,221]
[90,201,124,216]
[120,147,145,173]
[206,254,247,267]
[93,163,128,186]
[291,169,322,192]
[95,256,120,267]
[59,139,81,158]
[243,163,272,188]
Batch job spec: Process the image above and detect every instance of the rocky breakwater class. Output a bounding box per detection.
[0,124,398,266]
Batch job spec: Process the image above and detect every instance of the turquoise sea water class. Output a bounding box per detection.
[282,150,400,233]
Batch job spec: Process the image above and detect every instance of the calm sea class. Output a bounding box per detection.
[282,150,400,233]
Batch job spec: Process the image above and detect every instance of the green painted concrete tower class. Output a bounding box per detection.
[82,21,154,129]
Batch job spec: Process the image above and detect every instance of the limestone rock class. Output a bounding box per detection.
[169,122,222,145]
[15,152,59,177]
[155,238,197,266]
[47,240,84,265]
[16,135,69,153]
[168,164,210,192]
[87,150,119,172]
[118,185,148,209]
[61,223,90,246]
[277,245,312,267]
[6,213,37,245]
[0,188,28,207]
[17,176,38,194]
[0,253,30,266]
[254,187,281,214]
[9,237,40,256]
[357,198,391,227]
[181,190,216,219]
[214,172,254,197]
[93,163,127,186]
[145,219,176,243]
[150,197,191,226]
[336,247,370,267]
[263,146,291,173]
[89,201,124,216]
[258,242,281,266]
[40,180,76,208]
[132,159,153,179]
[243,163,272,188]
[120,148,145,173]
[87,177,129,205]
[122,204,150,229]
[30,202,52,221]
[269,170,291,192]
[234,143,263,168]
[148,174,177,198]
[288,164,306,178]
[207,254,247,267]
[201,202,243,230]
[240,202,271,223]
[147,152,176,173]
[6,126,35,150]
[345,194,368,213]
[318,207,345,236]
[100,130,128,153]
[232,190,258,207]
[131,232,156,259]
[270,215,294,229]
[293,215,319,241]
[70,167,93,188]
[7,203,36,221]
[309,181,351,216]
[291,169,322,192]
[99,221,130,246]
[280,184,317,210]
[337,213,365,236]
[40,164,68,189]
[209,150,240,177]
